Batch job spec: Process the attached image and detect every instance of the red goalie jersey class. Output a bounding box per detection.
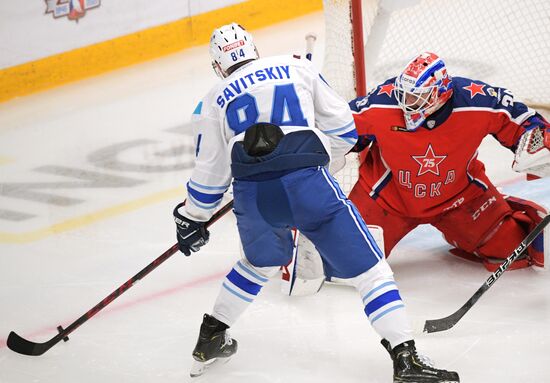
[351,75,547,217]
[348,70,549,270]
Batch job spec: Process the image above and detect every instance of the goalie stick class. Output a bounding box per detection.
[7,199,234,356]
[423,213,550,333]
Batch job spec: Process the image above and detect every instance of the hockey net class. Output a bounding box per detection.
[322,0,550,194]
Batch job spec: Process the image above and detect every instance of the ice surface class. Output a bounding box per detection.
[1,11,549,383]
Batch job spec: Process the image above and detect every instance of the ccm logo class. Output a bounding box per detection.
[223,40,245,52]
[472,196,497,221]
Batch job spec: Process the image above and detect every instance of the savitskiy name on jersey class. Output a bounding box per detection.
[217,65,291,108]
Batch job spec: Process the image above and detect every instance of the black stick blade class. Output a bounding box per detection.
[423,292,480,333]
[7,331,55,356]
[423,317,457,333]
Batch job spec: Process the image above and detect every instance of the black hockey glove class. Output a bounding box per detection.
[350,134,372,152]
[173,202,210,256]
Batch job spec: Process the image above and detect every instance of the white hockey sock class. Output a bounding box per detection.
[212,259,278,327]
[350,260,413,348]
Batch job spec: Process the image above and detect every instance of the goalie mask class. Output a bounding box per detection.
[209,23,259,78]
[395,52,453,131]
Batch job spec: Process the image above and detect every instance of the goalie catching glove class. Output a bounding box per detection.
[173,202,210,256]
[513,117,550,177]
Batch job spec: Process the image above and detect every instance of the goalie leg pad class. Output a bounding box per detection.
[505,196,549,269]
[437,185,538,271]
[474,216,533,272]
[281,230,326,296]
[446,195,549,271]
[281,226,386,295]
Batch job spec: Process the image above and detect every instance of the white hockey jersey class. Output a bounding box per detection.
[184,55,356,221]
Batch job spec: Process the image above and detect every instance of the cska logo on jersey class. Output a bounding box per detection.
[412,144,447,176]
[45,0,100,22]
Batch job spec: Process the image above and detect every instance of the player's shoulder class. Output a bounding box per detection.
[242,55,314,78]
[201,80,224,105]
[193,81,224,119]
[254,54,305,68]
[349,77,400,113]
[451,76,502,109]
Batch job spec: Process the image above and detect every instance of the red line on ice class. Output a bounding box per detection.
[0,271,227,350]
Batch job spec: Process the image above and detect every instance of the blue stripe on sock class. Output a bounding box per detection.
[364,289,402,316]
[237,261,269,283]
[222,282,253,303]
[362,281,397,303]
[226,269,263,296]
[370,304,405,324]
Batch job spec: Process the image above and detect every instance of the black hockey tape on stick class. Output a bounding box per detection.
[423,213,550,333]
[7,199,234,356]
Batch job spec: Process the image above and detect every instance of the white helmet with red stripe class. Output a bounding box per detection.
[395,52,453,131]
[209,23,259,78]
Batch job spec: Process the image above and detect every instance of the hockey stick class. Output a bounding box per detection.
[305,32,317,61]
[7,199,234,356]
[423,213,550,333]
[280,32,326,297]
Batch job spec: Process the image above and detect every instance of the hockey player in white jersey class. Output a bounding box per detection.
[173,23,460,382]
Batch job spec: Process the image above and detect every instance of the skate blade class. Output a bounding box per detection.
[190,357,232,378]
[394,380,458,383]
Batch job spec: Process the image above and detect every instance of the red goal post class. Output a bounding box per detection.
[322,0,550,193]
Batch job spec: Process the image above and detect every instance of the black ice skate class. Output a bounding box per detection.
[190,314,238,377]
[381,339,459,383]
